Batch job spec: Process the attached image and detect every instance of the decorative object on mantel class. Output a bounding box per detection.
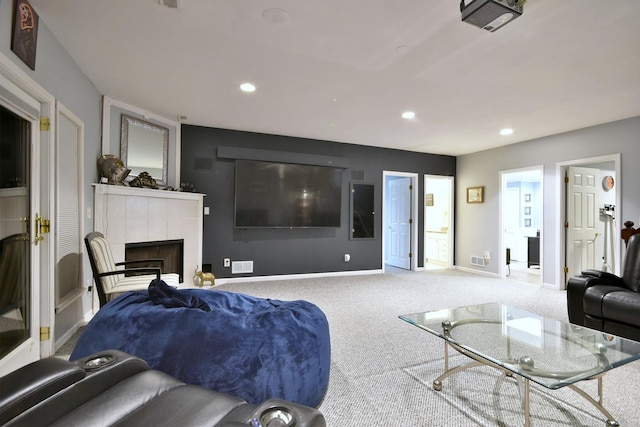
[97,154,130,185]
[194,267,215,287]
[180,182,196,192]
[622,221,640,247]
[129,172,159,189]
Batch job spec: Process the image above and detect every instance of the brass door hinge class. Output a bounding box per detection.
[409,252,413,258]
[40,326,50,341]
[33,214,50,246]
[564,267,569,274]
[40,117,50,131]
[564,176,569,184]
[409,218,413,224]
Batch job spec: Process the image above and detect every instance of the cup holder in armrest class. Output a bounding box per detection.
[257,406,295,427]
[82,353,116,371]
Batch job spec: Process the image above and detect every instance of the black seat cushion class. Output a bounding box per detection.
[585,285,640,326]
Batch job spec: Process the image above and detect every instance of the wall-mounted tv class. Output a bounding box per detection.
[235,159,343,228]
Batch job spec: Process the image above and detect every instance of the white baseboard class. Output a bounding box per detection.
[455,265,501,278]
[542,281,561,291]
[54,323,79,352]
[53,311,93,353]
[214,269,384,286]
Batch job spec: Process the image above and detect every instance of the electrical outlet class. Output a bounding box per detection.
[223,258,230,267]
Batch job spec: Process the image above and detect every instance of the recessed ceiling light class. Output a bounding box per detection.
[500,128,513,135]
[240,83,256,93]
[262,8,289,25]
[402,111,415,120]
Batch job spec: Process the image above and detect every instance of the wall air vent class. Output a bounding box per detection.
[232,261,254,274]
[470,255,487,267]
[461,0,524,32]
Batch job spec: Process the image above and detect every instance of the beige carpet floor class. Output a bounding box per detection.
[57,267,640,426]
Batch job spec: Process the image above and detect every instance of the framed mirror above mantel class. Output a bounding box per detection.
[120,114,169,186]
[101,96,180,188]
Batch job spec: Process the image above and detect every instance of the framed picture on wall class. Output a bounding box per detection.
[524,206,531,215]
[525,218,532,227]
[11,0,39,70]
[467,186,484,203]
[524,193,531,202]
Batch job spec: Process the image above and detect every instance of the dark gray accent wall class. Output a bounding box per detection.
[181,125,455,278]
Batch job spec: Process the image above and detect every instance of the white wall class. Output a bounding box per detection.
[456,116,640,287]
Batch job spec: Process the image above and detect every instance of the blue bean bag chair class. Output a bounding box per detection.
[70,284,330,408]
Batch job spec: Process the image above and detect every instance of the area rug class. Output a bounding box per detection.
[403,355,608,426]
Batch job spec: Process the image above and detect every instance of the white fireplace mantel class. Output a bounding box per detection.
[93,184,204,287]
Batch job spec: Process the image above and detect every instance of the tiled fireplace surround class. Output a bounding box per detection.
[93,184,204,287]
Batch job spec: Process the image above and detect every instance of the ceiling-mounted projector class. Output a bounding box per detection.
[461,0,524,32]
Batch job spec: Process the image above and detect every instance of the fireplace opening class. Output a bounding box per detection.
[125,239,184,282]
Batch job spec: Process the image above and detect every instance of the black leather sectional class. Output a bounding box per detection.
[0,350,325,427]
[567,234,640,342]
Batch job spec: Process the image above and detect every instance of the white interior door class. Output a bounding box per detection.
[0,83,41,376]
[387,177,411,269]
[566,166,600,281]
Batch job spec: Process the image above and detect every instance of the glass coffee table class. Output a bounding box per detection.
[399,303,640,427]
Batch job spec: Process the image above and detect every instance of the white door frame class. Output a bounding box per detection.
[0,52,56,370]
[556,154,621,289]
[382,171,419,272]
[499,166,543,281]
[424,175,454,268]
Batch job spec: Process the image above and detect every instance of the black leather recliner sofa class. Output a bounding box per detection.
[0,350,326,427]
[567,234,640,342]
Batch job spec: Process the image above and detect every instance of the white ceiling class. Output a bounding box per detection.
[29,0,640,156]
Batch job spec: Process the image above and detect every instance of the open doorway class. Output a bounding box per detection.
[500,166,543,284]
[424,175,453,270]
[382,171,418,271]
[557,155,620,288]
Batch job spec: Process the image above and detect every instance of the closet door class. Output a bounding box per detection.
[54,102,84,313]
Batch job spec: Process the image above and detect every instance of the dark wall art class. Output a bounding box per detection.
[11,0,39,70]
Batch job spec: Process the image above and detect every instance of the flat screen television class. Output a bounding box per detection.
[235,159,343,228]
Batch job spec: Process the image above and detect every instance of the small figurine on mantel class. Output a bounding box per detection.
[129,172,159,189]
[97,155,130,185]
